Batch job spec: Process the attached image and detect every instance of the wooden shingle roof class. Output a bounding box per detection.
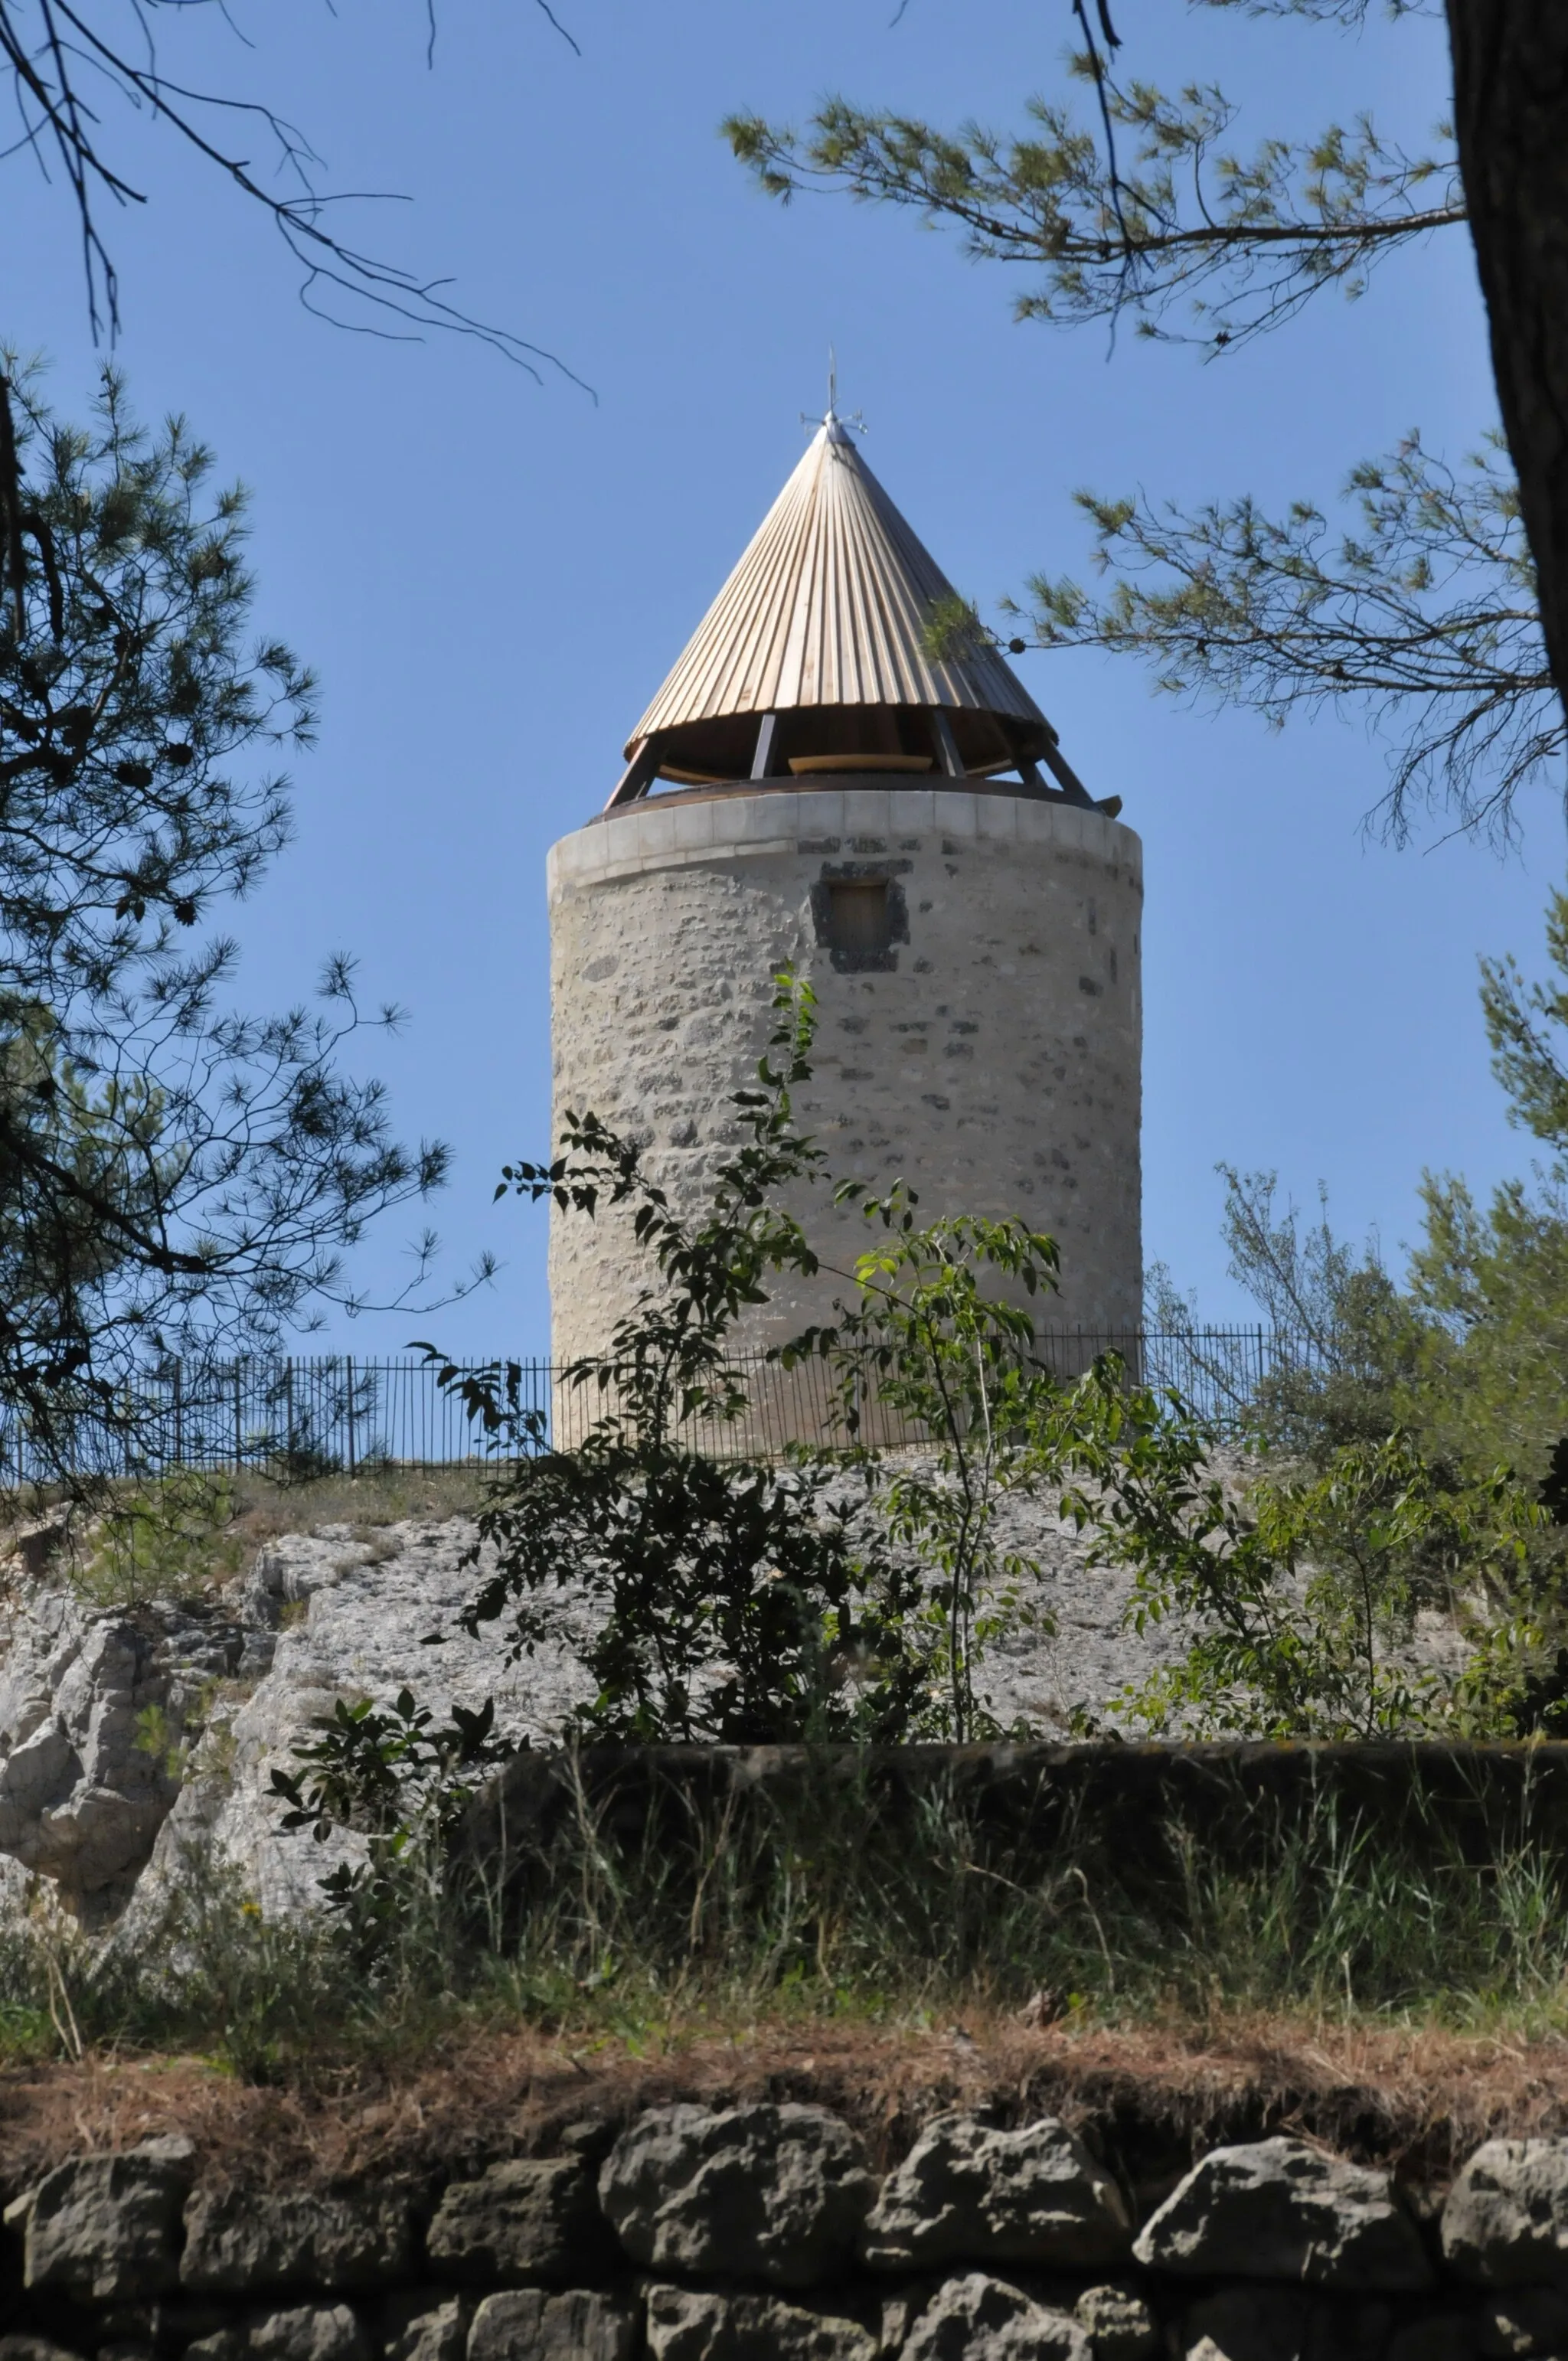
[627,416,1047,758]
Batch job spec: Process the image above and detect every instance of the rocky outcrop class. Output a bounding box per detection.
[0,1518,596,1926]
[0,1586,256,1920]
[0,1494,1488,1930]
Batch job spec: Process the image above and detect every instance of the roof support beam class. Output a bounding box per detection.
[929,709,966,779]
[603,739,661,811]
[750,712,780,780]
[1037,736,1097,808]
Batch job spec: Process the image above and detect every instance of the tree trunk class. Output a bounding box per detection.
[1446,3,1568,723]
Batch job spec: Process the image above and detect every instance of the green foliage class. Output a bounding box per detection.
[1020,434,1556,845]
[430,975,957,1745]
[132,1702,189,1781]
[1151,1164,1429,1463]
[277,975,1082,1930]
[21,1758,1568,2069]
[1178,891,1568,1497]
[1090,884,1568,1739]
[812,1186,1063,1737]
[727,44,1459,354]
[1060,1371,1544,1738]
[76,1471,242,1606]
[270,1689,516,1967]
[0,360,448,1481]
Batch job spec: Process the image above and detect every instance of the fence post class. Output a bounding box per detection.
[285,1359,295,1465]
[234,1360,244,1472]
[345,1356,357,1475]
[172,1360,184,1469]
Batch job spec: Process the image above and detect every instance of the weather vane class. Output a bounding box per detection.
[803,346,867,436]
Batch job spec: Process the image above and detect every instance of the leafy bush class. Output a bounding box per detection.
[1059,1366,1555,1739]
[426,974,1063,1748]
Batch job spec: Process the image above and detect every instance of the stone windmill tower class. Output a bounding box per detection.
[547,408,1142,1369]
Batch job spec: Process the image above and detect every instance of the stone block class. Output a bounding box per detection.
[644,2284,879,2361]
[1133,2137,1432,2292]
[900,2273,1093,2360]
[1073,2281,1160,2361]
[1475,2287,1568,2357]
[181,2186,413,2294]
[1184,2288,1391,2361]
[599,2103,872,2287]
[1183,2286,1305,2361]
[862,2114,1129,2271]
[426,2159,609,2286]
[381,2295,469,2361]
[186,2307,369,2361]
[0,2340,89,2361]
[1386,2321,1478,2361]
[18,2135,194,2300]
[1443,2141,1568,2287]
[466,2288,636,2361]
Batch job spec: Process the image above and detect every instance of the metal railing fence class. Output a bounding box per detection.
[0,1328,1328,1484]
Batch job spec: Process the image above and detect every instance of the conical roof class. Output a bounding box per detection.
[626,416,1049,769]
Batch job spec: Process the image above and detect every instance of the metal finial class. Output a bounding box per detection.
[802,345,866,440]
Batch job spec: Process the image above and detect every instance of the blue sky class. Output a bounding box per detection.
[5,0,1560,1355]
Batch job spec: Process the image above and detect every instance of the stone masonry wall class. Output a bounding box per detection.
[547,786,1143,1366]
[6,2105,1568,2360]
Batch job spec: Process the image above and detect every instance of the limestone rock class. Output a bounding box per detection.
[181,2186,413,2294]
[0,1586,246,1915]
[1182,2286,1306,2361]
[18,2136,194,2300]
[1132,2137,1432,2291]
[425,2159,608,2285]
[644,2286,879,2361]
[900,2274,1092,2361]
[0,2341,88,2361]
[466,2288,637,2361]
[186,2306,370,2361]
[863,2114,1128,2271]
[1074,2282,1159,2361]
[1475,2287,1568,2357]
[599,2103,872,2287]
[1442,2140,1568,2287]
[380,2297,468,2361]
[145,1521,595,1922]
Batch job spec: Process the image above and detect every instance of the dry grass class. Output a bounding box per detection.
[4,2015,1568,2199]
[0,1462,488,1607]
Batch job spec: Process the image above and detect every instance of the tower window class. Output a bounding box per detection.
[825,879,891,958]
[811,864,910,972]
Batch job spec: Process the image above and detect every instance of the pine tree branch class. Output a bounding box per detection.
[1013,433,1560,841]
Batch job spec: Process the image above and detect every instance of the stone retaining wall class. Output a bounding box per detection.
[7,2104,1568,2359]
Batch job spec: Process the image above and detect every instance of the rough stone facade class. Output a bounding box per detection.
[7,2108,1567,2360]
[547,786,1143,1367]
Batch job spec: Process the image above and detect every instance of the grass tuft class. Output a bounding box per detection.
[5,1760,1568,2086]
